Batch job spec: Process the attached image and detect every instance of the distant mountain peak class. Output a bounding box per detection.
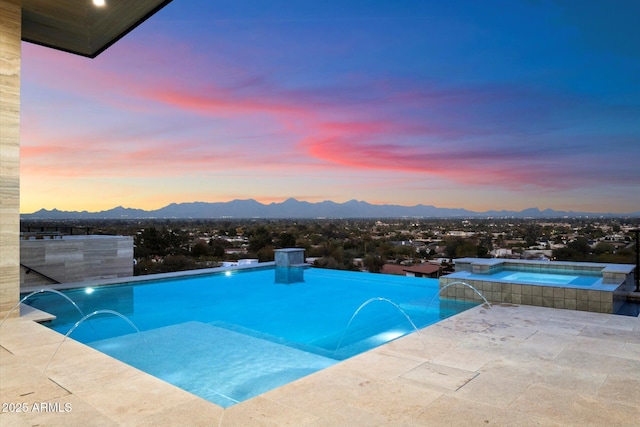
[21,198,637,220]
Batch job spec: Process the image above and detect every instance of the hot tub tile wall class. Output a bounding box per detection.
[442,259,634,315]
[439,276,618,314]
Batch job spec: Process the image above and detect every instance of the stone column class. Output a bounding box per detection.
[274,248,306,267]
[274,248,308,284]
[0,0,21,315]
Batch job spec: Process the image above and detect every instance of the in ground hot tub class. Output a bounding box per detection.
[440,258,636,314]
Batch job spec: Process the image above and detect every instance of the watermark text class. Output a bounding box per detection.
[2,402,72,413]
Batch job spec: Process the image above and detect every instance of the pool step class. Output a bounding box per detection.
[207,320,339,359]
[90,321,337,407]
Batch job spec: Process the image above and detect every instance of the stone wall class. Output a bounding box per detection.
[21,236,134,287]
[0,0,21,314]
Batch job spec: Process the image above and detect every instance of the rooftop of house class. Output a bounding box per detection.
[381,263,442,276]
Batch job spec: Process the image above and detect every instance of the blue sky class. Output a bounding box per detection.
[20,0,640,213]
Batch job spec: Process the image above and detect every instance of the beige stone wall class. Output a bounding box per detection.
[0,0,21,315]
[21,236,134,287]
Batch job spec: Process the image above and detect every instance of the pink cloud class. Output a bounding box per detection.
[143,86,305,118]
[22,38,635,200]
[297,128,619,192]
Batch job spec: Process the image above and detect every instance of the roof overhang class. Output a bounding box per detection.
[21,0,173,58]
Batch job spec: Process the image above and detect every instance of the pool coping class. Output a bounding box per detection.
[21,261,277,294]
[453,257,635,278]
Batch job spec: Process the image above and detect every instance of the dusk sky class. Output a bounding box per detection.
[20,0,640,214]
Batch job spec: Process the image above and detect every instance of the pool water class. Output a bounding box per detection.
[24,267,475,407]
[447,267,605,289]
[492,270,600,287]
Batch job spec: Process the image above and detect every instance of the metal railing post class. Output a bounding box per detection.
[633,229,640,292]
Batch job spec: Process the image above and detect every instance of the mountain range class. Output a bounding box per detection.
[20,198,640,220]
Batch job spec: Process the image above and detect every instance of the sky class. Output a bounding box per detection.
[20,0,640,214]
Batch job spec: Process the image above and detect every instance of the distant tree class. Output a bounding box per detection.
[191,239,210,258]
[456,241,477,257]
[567,237,591,256]
[208,238,229,258]
[395,245,414,258]
[363,255,385,273]
[162,255,196,272]
[248,226,273,253]
[256,245,275,262]
[600,247,634,263]
[444,237,461,258]
[277,232,297,248]
[134,258,154,275]
[313,256,342,270]
[552,247,574,261]
[380,242,396,259]
[329,245,345,264]
[344,261,361,271]
[134,227,163,258]
[476,245,490,258]
[593,242,614,255]
[165,229,190,255]
[523,224,541,247]
[553,237,592,261]
[444,237,477,259]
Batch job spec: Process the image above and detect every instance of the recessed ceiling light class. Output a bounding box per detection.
[93,0,106,7]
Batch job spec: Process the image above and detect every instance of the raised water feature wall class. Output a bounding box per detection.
[440,258,635,314]
[274,248,309,284]
[274,248,306,267]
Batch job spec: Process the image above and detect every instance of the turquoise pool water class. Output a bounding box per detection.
[24,267,475,407]
[446,268,605,289]
[486,270,600,287]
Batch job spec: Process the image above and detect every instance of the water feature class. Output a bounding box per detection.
[429,281,491,310]
[335,297,426,355]
[0,288,87,329]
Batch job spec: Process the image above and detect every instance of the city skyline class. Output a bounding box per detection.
[20,0,640,214]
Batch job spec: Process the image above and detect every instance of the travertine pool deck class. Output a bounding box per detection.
[1,304,639,426]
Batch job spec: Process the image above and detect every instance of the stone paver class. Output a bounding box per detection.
[1,304,638,426]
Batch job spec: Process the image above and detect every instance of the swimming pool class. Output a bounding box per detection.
[24,267,476,407]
